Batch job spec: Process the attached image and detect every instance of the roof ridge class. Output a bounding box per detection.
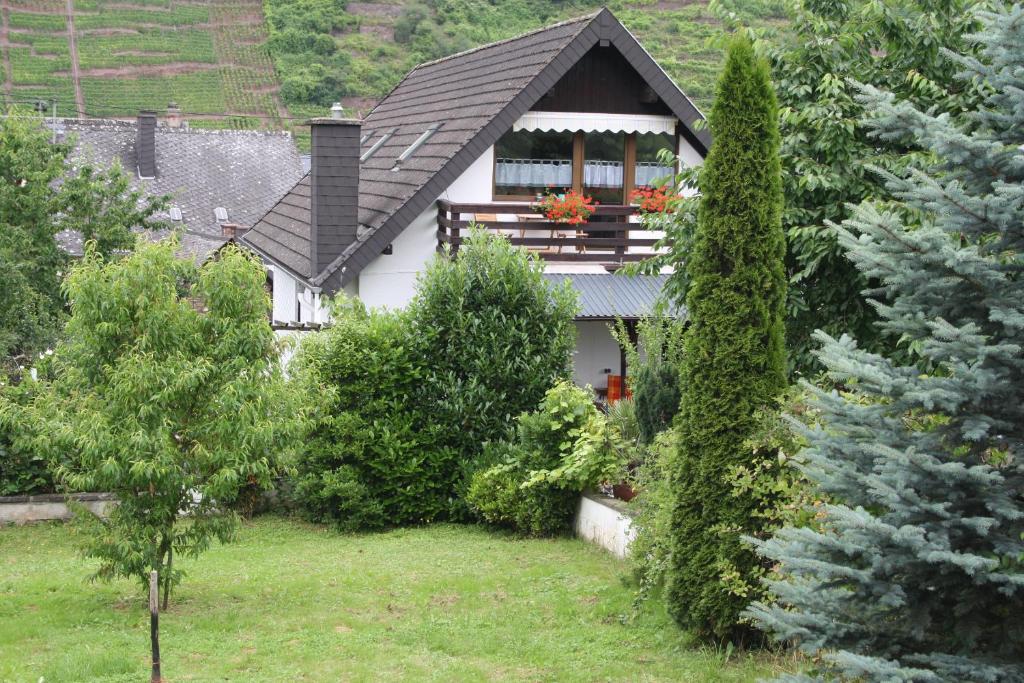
[410,9,602,71]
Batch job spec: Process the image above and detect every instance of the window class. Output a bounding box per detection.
[634,132,675,190]
[494,129,573,199]
[583,131,626,204]
[493,127,678,203]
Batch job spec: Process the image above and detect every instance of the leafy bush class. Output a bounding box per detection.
[0,379,53,496]
[467,381,627,536]
[410,229,577,486]
[628,428,679,606]
[291,298,456,531]
[263,0,356,106]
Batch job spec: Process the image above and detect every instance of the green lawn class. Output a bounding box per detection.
[0,517,790,682]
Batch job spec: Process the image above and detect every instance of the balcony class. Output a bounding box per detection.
[436,200,664,264]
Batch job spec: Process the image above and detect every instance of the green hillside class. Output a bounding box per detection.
[0,0,784,134]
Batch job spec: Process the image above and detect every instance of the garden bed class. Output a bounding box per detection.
[0,492,114,525]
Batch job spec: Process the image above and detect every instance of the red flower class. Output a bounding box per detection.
[534,190,596,224]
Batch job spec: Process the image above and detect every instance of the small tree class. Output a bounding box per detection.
[746,6,1024,679]
[410,229,578,475]
[10,241,305,607]
[666,34,787,641]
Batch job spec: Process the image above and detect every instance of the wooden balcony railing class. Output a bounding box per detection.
[436,200,663,263]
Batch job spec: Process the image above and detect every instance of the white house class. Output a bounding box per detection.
[241,9,707,396]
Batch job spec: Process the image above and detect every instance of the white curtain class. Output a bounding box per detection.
[583,160,623,188]
[495,158,572,188]
[494,158,674,190]
[635,162,674,187]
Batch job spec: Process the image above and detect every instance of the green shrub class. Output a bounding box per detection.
[613,312,686,445]
[411,229,577,485]
[291,298,457,531]
[627,428,679,606]
[467,381,627,536]
[0,380,54,496]
[666,34,787,642]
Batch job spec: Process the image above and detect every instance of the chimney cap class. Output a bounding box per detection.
[306,117,361,126]
[330,102,344,119]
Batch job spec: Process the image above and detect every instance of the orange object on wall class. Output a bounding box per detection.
[606,375,631,404]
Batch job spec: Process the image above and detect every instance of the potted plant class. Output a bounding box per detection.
[629,185,677,214]
[534,190,597,225]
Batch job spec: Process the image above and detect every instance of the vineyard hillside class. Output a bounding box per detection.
[0,0,785,138]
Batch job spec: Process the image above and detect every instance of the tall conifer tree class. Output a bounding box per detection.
[747,6,1024,680]
[666,34,786,641]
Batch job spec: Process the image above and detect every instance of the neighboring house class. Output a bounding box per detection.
[52,111,306,263]
[242,9,706,394]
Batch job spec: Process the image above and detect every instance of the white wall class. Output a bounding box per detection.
[575,494,636,558]
[571,320,624,391]
[271,266,297,323]
[357,146,496,311]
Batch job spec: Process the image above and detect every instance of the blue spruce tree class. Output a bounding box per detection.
[746,5,1024,681]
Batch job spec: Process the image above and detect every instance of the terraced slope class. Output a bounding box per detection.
[0,0,287,129]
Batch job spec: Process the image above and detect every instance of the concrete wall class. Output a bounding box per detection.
[0,493,115,525]
[574,493,635,558]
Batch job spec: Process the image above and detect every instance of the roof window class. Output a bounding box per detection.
[169,206,183,221]
[360,129,396,162]
[394,124,441,167]
[214,207,229,222]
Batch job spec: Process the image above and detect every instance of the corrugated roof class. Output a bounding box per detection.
[243,8,708,291]
[543,272,683,320]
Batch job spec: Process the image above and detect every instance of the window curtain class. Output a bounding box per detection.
[635,162,674,187]
[495,158,572,187]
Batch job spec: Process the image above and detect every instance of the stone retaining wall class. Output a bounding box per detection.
[0,493,115,525]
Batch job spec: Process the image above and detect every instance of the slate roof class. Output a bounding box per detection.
[55,118,305,262]
[542,272,683,320]
[242,8,708,290]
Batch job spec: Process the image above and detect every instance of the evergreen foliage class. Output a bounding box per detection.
[2,241,305,607]
[410,229,578,481]
[746,5,1024,679]
[290,298,456,530]
[752,0,982,372]
[665,34,786,641]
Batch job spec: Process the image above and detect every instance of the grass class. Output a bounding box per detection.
[0,516,791,682]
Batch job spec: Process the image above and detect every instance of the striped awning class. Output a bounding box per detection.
[514,111,677,135]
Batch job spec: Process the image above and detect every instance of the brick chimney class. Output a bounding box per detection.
[220,222,246,239]
[308,103,361,276]
[165,102,184,129]
[136,111,157,179]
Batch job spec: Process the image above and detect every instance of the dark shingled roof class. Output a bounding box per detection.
[55,118,305,263]
[243,8,707,290]
[542,272,683,319]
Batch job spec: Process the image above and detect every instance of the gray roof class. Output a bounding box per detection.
[243,9,708,290]
[542,272,682,320]
[56,119,305,262]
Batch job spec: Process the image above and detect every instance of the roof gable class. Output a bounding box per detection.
[246,9,708,292]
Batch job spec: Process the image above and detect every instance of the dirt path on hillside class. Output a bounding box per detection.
[0,0,12,100]
[64,0,83,117]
